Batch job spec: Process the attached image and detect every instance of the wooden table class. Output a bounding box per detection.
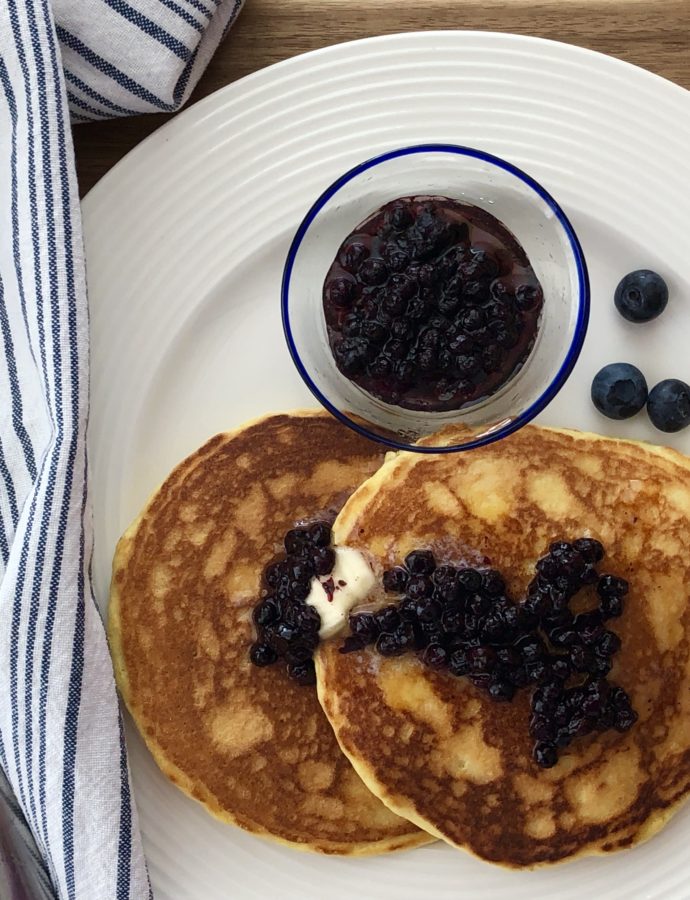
[73,0,690,195]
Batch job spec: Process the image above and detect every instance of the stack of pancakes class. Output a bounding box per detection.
[109,412,690,866]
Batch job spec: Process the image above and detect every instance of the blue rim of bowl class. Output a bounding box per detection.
[281,143,590,453]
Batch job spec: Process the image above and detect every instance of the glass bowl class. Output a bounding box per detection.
[282,144,589,453]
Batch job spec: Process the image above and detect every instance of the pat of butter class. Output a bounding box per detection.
[305,547,376,639]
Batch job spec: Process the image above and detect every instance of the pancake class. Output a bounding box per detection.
[316,425,690,866]
[108,410,430,854]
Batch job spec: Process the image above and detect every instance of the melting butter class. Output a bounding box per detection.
[305,547,376,639]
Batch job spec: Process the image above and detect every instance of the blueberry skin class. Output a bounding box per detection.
[647,379,690,432]
[614,270,668,323]
[591,363,648,420]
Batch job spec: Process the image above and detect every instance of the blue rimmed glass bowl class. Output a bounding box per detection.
[282,144,589,453]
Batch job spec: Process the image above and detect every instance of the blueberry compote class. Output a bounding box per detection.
[249,521,335,686]
[323,196,544,411]
[343,539,636,768]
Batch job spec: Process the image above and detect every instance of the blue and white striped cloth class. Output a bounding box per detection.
[0,1,244,897]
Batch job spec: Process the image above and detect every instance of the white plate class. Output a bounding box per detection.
[83,31,690,900]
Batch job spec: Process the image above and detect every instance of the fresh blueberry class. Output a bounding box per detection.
[614,269,668,323]
[591,363,648,420]
[647,379,690,432]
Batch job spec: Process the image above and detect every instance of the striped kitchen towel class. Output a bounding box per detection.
[0,1,244,898]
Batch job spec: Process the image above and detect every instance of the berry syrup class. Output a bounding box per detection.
[323,195,544,412]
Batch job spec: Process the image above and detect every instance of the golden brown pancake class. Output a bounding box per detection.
[316,425,690,866]
[109,410,430,854]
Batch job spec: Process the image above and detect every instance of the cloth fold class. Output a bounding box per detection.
[0,0,243,897]
[55,0,244,122]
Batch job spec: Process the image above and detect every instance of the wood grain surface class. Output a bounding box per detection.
[73,0,690,195]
